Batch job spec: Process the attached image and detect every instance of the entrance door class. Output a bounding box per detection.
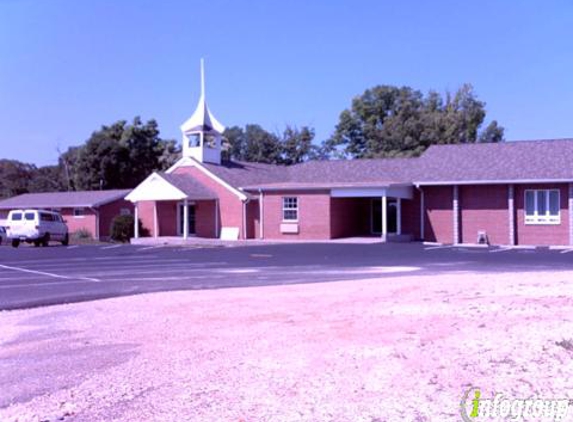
[178,203,196,236]
[371,198,397,234]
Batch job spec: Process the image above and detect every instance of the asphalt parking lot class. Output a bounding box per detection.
[0,242,572,310]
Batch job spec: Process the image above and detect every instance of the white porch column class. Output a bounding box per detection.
[508,184,515,245]
[419,188,425,241]
[381,195,387,242]
[259,190,264,239]
[396,198,402,235]
[569,183,573,246]
[183,199,189,240]
[153,201,158,238]
[453,185,460,244]
[134,202,139,239]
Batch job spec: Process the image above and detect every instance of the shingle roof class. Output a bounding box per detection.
[201,161,289,187]
[0,189,131,209]
[160,173,217,200]
[415,139,573,183]
[202,158,418,189]
[202,139,573,189]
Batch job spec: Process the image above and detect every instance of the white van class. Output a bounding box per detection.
[6,209,69,248]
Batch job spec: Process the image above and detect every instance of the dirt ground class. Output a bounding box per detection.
[1,270,572,422]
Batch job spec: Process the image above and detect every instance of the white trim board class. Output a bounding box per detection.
[125,173,187,202]
[166,157,247,201]
[414,178,573,187]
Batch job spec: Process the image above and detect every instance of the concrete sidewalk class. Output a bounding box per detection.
[129,236,389,247]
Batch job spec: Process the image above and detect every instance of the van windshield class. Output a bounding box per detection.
[11,213,22,221]
[24,213,35,221]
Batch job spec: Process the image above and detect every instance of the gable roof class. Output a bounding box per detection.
[160,172,217,199]
[414,138,573,184]
[199,139,573,189]
[0,189,131,210]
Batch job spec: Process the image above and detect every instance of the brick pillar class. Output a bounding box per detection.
[569,183,573,246]
[453,185,460,244]
[508,184,515,245]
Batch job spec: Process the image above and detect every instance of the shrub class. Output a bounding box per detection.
[110,214,147,242]
[72,228,93,240]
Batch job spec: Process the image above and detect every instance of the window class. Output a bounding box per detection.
[40,213,53,222]
[120,208,131,216]
[24,212,35,221]
[524,189,560,225]
[10,212,22,221]
[73,208,85,218]
[282,197,298,221]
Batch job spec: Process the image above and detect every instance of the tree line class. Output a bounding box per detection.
[0,83,504,198]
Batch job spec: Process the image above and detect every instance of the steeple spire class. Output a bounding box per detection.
[200,58,205,100]
[180,59,225,164]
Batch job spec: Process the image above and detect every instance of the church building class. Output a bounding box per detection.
[126,61,573,246]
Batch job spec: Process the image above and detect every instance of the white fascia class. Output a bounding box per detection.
[166,156,247,201]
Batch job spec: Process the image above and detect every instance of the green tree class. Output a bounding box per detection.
[74,117,174,190]
[280,125,315,165]
[478,120,505,143]
[28,165,67,192]
[0,160,35,198]
[223,124,317,164]
[223,124,283,164]
[326,83,504,159]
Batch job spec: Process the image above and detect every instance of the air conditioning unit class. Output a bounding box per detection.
[477,231,489,245]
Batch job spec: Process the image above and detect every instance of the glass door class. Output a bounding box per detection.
[371,198,397,234]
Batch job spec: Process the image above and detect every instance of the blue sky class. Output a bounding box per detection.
[1,0,572,166]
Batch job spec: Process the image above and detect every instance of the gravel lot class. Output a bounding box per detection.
[1,270,572,421]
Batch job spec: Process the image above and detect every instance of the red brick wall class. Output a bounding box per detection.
[330,198,370,238]
[246,199,260,239]
[61,208,98,238]
[515,183,569,246]
[137,201,155,237]
[262,190,331,239]
[401,190,421,239]
[99,199,134,239]
[173,166,245,238]
[423,186,453,243]
[460,185,509,245]
[196,200,217,238]
[156,201,178,237]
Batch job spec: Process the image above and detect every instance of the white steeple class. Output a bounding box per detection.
[180,59,225,164]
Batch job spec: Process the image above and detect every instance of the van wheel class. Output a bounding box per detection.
[42,233,50,247]
[62,234,69,246]
[11,239,20,248]
[34,240,41,247]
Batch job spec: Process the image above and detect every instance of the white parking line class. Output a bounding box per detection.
[67,245,79,249]
[0,264,100,282]
[490,247,513,253]
[560,249,573,254]
[424,245,453,251]
[101,244,122,250]
[136,246,165,252]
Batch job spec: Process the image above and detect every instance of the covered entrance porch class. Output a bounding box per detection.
[330,185,414,241]
[125,172,219,240]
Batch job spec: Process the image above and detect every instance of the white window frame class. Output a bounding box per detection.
[73,207,86,218]
[282,197,299,222]
[524,189,560,225]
